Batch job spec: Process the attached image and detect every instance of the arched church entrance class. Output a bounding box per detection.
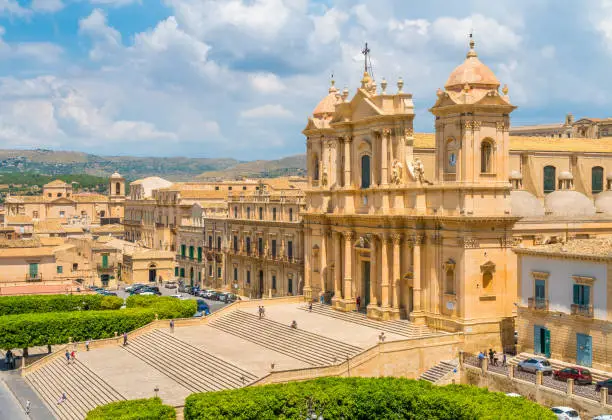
[148,264,157,283]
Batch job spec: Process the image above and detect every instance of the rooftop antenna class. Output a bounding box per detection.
[361,42,374,80]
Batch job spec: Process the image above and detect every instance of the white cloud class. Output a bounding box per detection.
[249,73,286,93]
[79,9,123,61]
[0,0,30,16]
[240,104,293,119]
[540,45,555,59]
[310,8,348,45]
[90,0,141,6]
[30,0,64,12]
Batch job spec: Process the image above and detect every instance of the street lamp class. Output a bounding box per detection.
[154,386,159,398]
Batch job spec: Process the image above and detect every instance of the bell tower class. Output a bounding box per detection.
[430,37,516,190]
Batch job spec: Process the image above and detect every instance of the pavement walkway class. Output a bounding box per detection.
[1,370,55,420]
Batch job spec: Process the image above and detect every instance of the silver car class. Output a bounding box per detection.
[517,357,553,375]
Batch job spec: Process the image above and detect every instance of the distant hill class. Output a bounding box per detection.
[196,154,307,180]
[0,149,308,181]
[0,149,239,181]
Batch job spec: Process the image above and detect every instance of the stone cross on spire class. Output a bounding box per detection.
[361,42,370,73]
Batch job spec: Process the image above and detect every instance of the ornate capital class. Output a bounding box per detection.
[382,128,392,136]
[496,121,506,131]
[464,121,482,131]
[406,234,424,246]
[457,236,479,248]
[391,233,402,245]
[343,231,354,242]
[499,236,514,248]
[532,271,550,281]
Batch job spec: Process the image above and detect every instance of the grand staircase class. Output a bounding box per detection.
[209,310,363,366]
[123,329,258,392]
[25,358,125,420]
[300,303,437,338]
[419,360,458,384]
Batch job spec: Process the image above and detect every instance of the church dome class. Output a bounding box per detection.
[595,190,612,214]
[511,190,545,217]
[110,172,123,179]
[445,39,500,91]
[545,190,596,217]
[509,170,522,180]
[312,80,341,118]
[558,171,573,180]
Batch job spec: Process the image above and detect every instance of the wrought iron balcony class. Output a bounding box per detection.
[528,297,549,311]
[26,274,42,282]
[571,303,594,318]
[97,263,116,271]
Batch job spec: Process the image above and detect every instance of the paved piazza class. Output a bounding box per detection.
[23,302,442,419]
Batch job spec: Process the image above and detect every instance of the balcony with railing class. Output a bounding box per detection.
[528,297,549,311]
[97,263,116,271]
[26,274,42,282]
[571,304,594,318]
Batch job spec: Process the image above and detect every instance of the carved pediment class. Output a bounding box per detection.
[50,197,76,204]
[480,261,496,274]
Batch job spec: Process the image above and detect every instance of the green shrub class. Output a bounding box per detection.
[0,294,123,316]
[0,309,155,349]
[85,397,175,420]
[184,377,555,420]
[126,296,196,319]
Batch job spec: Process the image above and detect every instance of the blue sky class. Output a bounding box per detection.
[2,0,612,160]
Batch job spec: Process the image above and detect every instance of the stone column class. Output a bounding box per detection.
[380,235,390,308]
[343,231,354,300]
[391,234,401,309]
[381,130,389,185]
[303,227,312,299]
[334,232,342,298]
[411,236,423,314]
[369,236,378,307]
[343,137,352,187]
[320,228,328,295]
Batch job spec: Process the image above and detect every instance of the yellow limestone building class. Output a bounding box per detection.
[303,39,518,350]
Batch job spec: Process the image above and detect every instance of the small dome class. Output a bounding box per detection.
[545,190,596,216]
[509,170,522,180]
[110,172,123,179]
[558,171,573,180]
[606,173,612,181]
[445,39,500,91]
[595,190,612,214]
[312,79,341,118]
[511,190,545,217]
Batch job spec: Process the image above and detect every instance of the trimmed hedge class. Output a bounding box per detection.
[86,397,175,420]
[184,377,556,420]
[0,295,196,349]
[0,294,123,316]
[126,296,197,319]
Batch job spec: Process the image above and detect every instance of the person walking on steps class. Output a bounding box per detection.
[170,319,175,333]
[65,350,70,364]
[356,296,361,312]
[25,400,31,416]
[70,350,76,363]
[85,340,90,352]
[57,392,67,405]
[308,302,313,312]
[258,306,263,319]
[123,332,128,346]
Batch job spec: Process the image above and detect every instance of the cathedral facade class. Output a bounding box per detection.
[302,40,524,350]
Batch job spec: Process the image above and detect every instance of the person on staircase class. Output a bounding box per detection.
[123,332,128,346]
[356,296,361,312]
[291,320,298,329]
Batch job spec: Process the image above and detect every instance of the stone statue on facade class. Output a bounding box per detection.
[391,160,403,185]
[413,158,425,183]
[321,165,328,187]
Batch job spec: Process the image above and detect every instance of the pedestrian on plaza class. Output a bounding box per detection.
[258,306,263,319]
[308,302,313,312]
[320,294,324,304]
[356,296,361,312]
[123,332,128,346]
[25,400,31,415]
[261,306,266,319]
[70,350,76,363]
[477,351,485,367]
[493,351,499,366]
[502,352,507,367]
[291,320,298,329]
[85,340,90,352]
[57,392,67,405]
[488,348,494,364]
[65,350,70,364]
[379,332,386,343]
[170,319,175,333]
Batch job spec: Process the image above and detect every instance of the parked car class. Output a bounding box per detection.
[225,293,239,303]
[595,378,612,394]
[128,284,148,295]
[553,367,592,385]
[550,406,580,419]
[193,311,204,318]
[169,294,187,299]
[218,293,230,303]
[178,285,189,293]
[125,283,144,292]
[201,290,215,299]
[101,291,118,296]
[164,281,177,289]
[196,299,210,315]
[190,286,201,295]
[137,287,161,296]
[516,357,553,375]
[592,415,612,420]
[210,291,222,301]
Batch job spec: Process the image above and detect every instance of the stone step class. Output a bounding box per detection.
[25,357,124,420]
[123,329,258,393]
[419,360,457,384]
[300,304,436,338]
[209,310,363,367]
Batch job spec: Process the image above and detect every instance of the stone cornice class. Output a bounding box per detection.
[514,248,612,262]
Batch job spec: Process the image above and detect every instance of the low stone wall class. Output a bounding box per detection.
[253,333,464,386]
[461,362,610,418]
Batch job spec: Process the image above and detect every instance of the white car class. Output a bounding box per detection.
[592,416,612,420]
[139,291,155,296]
[169,294,187,299]
[550,407,580,420]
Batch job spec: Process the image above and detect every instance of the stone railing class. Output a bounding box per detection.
[571,304,594,318]
[21,295,305,376]
[252,333,463,386]
[527,297,549,311]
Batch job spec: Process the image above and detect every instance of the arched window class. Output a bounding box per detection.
[592,166,604,194]
[313,155,320,181]
[115,182,121,195]
[233,206,238,218]
[217,236,221,251]
[543,166,556,193]
[483,271,493,292]
[246,207,251,219]
[259,207,263,220]
[361,155,371,189]
[445,138,458,174]
[272,208,277,221]
[246,237,251,254]
[443,259,455,295]
[480,140,493,173]
[289,208,293,221]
